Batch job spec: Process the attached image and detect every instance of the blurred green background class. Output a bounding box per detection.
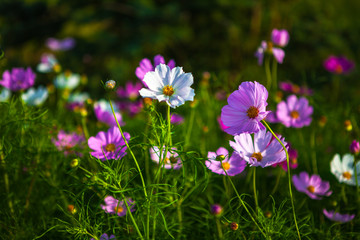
[0,0,359,94]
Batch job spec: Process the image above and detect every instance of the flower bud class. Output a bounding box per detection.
[350,140,360,155]
[105,80,116,90]
[344,120,352,131]
[67,204,77,214]
[70,158,79,168]
[210,204,223,217]
[230,222,238,231]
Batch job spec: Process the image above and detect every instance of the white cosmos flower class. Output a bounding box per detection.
[330,154,360,186]
[139,63,195,108]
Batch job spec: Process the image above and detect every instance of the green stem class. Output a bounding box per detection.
[219,159,266,238]
[215,218,224,240]
[310,129,318,174]
[265,55,272,91]
[271,58,278,93]
[253,167,258,214]
[81,116,90,140]
[184,107,195,150]
[353,155,359,202]
[261,120,301,240]
[0,141,14,215]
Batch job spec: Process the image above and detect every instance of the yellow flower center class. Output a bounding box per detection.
[247,106,259,119]
[163,85,174,96]
[222,162,231,171]
[251,152,263,162]
[342,171,352,180]
[290,110,300,119]
[307,185,315,193]
[114,206,124,214]
[105,143,116,152]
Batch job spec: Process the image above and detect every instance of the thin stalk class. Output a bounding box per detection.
[353,155,359,202]
[219,159,266,238]
[271,57,278,93]
[215,218,224,240]
[0,141,14,215]
[253,167,258,213]
[184,107,195,149]
[264,55,272,91]
[262,120,301,240]
[81,116,90,140]
[310,129,318,174]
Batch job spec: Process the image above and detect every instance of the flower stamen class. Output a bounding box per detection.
[163,85,174,96]
[342,171,352,180]
[251,152,263,161]
[290,110,300,119]
[105,143,116,152]
[247,106,259,119]
[222,162,231,171]
[307,185,315,193]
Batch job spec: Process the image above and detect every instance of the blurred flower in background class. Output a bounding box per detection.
[150,146,182,170]
[271,29,290,47]
[52,130,85,156]
[170,113,184,125]
[94,99,124,126]
[255,41,285,65]
[292,171,332,200]
[21,86,48,106]
[37,53,61,73]
[101,196,135,217]
[323,56,354,75]
[330,154,360,186]
[323,209,355,223]
[54,71,80,90]
[0,67,36,91]
[0,88,11,102]
[46,37,75,51]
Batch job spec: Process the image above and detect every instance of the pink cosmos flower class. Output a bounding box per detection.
[255,41,285,65]
[135,54,175,86]
[46,37,75,51]
[323,209,355,223]
[292,171,332,200]
[170,113,184,125]
[350,140,360,155]
[52,130,85,156]
[323,56,354,75]
[101,196,135,217]
[0,67,36,91]
[118,100,143,117]
[88,126,130,161]
[217,116,229,131]
[230,129,287,168]
[279,82,313,96]
[94,99,125,126]
[276,95,313,128]
[221,81,270,135]
[150,146,182,170]
[272,144,298,171]
[271,29,290,47]
[205,147,246,176]
[116,81,142,100]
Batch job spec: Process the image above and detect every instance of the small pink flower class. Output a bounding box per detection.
[271,29,290,47]
[101,196,135,217]
[292,171,332,200]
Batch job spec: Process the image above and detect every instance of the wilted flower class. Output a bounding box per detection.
[21,86,49,106]
[206,147,246,176]
[150,146,182,170]
[88,126,130,161]
[0,67,36,91]
[271,29,290,47]
[91,233,116,240]
[276,95,313,128]
[292,171,332,200]
[323,56,354,75]
[0,88,11,102]
[330,154,360,186]
[221,81,270,135]
[52,130,85,156]
[37,53,60,73]
[170,113,184,125]
[46,37,75,51]
[255,41,285,65]
[94,99,125,126]
[323,209,355,223]
[210,204,223,216]
[101,196,135,217]
[136,54,175,84]
[350,140,360,155]
[230,129,287,168]
[139,64,195,109]
[54,71,80,90]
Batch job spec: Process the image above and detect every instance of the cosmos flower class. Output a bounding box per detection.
[91,233,116,240]
[279,81,313,96]
[0,88,11,102]
[323,56,354,75]
[66,92,90,111]
[46,37,75,51]
[117,81,142,100]
[221,81,270,135]
[37,53,60,73]
[210,204,223,216]
[0,67,36,91]
[205,147,246,176]
[323,209,355,223]
[94,99,125,126]
[88,126,130,161]
[135,54,175,84]
[272,144,298,171]
[230,129,287,168]
[276,95,313,128]
[21,86,49,106]
[255,41,285,65]
[139,64,195,109]
[271,29,290,47]
[118,100,143,117]
[217,116,229,131]
[101,196,135,217]
[150,146,182,170]
[330,154,360,186]
[54,71,80,90]
[350,140,360,155]
[52,130,85,156]
[292,171,332,200]
[170,113,184,125]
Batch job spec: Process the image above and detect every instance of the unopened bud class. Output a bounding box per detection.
[264,211,272,218]
[105,80,116,90]
[230,222,238,231]
[211,204,223,217]
[70,158,79,168]
[216,155,226,161]
[350,140,360,155]
[318,116,327,127]
[67,204,77,214]
[344,120,352,131]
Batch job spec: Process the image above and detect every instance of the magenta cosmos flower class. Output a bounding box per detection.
[276,94,313,128]
[117,81,142,100]
[150,146,182,170]
[350,140,360,155]
[88,126,130,161]
[94,99,125,127]
[205,147,246,176]
[0,67,36,91]
[170,113,184,125]
[136,54,175,84]
[91,233,116,240]
[217,116,229,131]
[292,171,332,200]
[52,130,85,156]
[230,129,287,168]
[323,56,354,75]
[323,209,355,223]
[255,41,285,65]
[221,81,270,135]
[139,64,195,109]
[46,37,75,51]
[101,196,135,217]
[272,144,298,171]
[271,29,290,47]
[279,81,313,96]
